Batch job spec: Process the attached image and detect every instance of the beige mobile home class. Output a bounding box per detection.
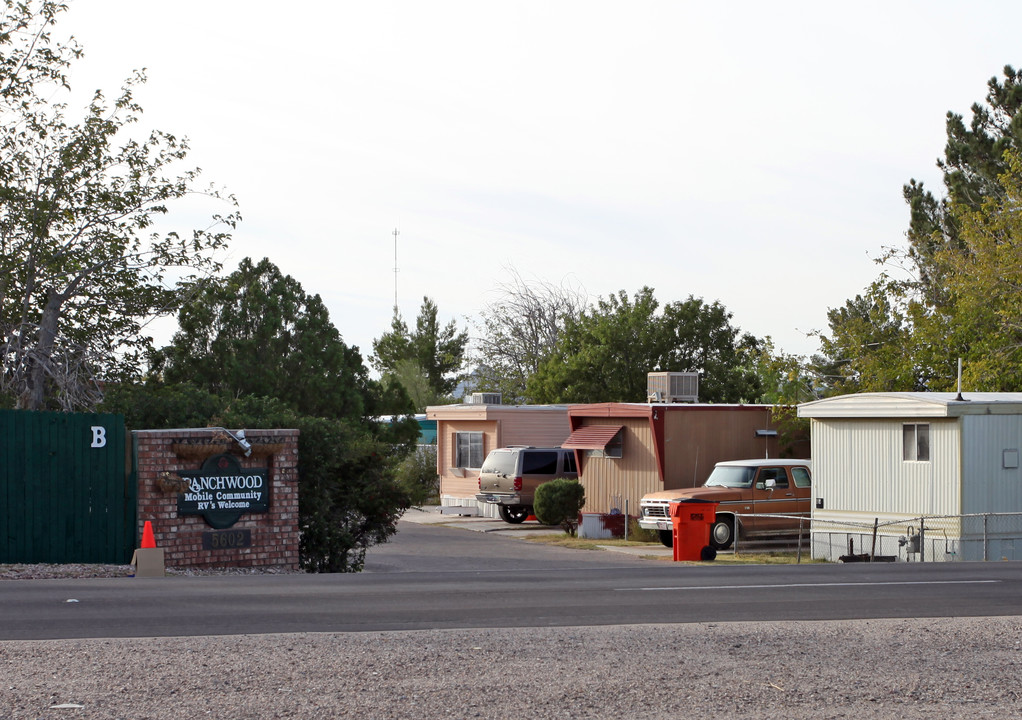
[426,401,571,516]
[564,403,808,516]
[798,392,1022,562]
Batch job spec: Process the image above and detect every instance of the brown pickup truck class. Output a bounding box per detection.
[637,458,812,549]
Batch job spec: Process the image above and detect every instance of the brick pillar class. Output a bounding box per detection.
[133,428,300,570]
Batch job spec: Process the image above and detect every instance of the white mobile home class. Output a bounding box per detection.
[798,392,1022,561]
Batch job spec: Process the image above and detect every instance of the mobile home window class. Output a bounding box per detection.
[902,423,930,462]
[586,430,623,459]
[455,432,484,468]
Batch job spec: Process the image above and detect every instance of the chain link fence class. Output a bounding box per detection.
[732,512,1022,562]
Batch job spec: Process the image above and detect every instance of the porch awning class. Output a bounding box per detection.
[561,425,623,450]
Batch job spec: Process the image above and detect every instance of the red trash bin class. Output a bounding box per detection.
[668,499,719,562]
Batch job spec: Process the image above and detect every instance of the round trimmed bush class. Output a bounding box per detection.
[534,478,585,535]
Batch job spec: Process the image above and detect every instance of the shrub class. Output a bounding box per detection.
[534,478,585,536]
[395,444,440,505]
[628,516,659,543]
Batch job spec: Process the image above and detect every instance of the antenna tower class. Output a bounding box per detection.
[392,228,399,313]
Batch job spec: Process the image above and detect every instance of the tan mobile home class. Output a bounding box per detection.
[564,403,808,515]
[426,402,571,516]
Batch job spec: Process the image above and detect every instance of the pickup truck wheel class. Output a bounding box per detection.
[658,530,673,548]
[710,517,735,550]
[498,505,529,524]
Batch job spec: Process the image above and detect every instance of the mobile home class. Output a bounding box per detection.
[798,392,1022,561]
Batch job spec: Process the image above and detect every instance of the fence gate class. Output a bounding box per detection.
[0,410,133,564]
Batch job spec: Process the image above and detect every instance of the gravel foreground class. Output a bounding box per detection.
[2,617,1021,719]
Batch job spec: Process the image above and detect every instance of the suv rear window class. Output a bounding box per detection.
[480,451,517,475]
[521,451,558,475]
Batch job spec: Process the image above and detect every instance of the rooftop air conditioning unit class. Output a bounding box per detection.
[466,392,502,405]
[647,372,698,403]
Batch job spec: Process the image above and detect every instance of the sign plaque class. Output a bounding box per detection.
[177,453,269,529]
[202,529,253,550]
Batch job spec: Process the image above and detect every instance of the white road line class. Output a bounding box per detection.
[625,580,1001,591]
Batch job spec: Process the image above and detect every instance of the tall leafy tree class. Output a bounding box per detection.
[902,66,1022,304]
[815,281,924,394]
[527,287,761,404]
[109,257,420,572]
[0,0,237,410]
[155,257,371,420]
[823,67,1022,391]
[371,296,467,408]
[923,149,1022,390]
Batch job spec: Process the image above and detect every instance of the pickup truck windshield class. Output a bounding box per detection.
[704,466,756,488]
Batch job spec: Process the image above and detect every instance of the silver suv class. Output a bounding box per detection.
[476,446,578,523]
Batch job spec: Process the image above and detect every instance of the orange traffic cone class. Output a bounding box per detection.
[141,521,156,549]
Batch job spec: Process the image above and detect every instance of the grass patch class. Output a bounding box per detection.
[527,535,655,550]
[523,533,826,563]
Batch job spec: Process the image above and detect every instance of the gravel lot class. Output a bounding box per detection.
[2,554,1020,718]
[2,616,1021,718]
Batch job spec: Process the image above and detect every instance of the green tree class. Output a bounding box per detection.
[217,396,412,573]
[527,287,761,404]
[394,444,439,506]
[902,66,1022,304]
[371,296,468,408]
[923,149,1022,390]
[815,281,924,394]
[155,257,374,420]
[752,339,815,405]
[822,67,1022,391]
[0,1,237,411]
[120,257,420,571]
[101,387,416,573]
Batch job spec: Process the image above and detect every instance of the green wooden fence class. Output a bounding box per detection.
[0,410,134,563]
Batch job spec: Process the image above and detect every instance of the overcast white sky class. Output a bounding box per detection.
[58,1,1022,363]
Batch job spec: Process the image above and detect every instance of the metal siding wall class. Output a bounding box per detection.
[499,411,570,447]
[580,419,657,514]
[662,408,784,490]
[962,415,1022,514]
[812,418,960,517]
[0,410,128,563]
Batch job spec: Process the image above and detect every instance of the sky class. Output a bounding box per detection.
[55,1,1022,364]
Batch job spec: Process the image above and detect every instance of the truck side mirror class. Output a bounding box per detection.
[764,478,777,491]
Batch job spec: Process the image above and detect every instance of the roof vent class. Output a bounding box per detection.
[465,392,502,405]
[647,372,698,403]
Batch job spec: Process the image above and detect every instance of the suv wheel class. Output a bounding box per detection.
[658,530,673,548]
[498,505,530,524]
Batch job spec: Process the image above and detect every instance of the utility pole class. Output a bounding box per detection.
[392,228,399,314]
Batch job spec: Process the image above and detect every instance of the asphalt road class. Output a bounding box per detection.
[2,522,1021,641]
